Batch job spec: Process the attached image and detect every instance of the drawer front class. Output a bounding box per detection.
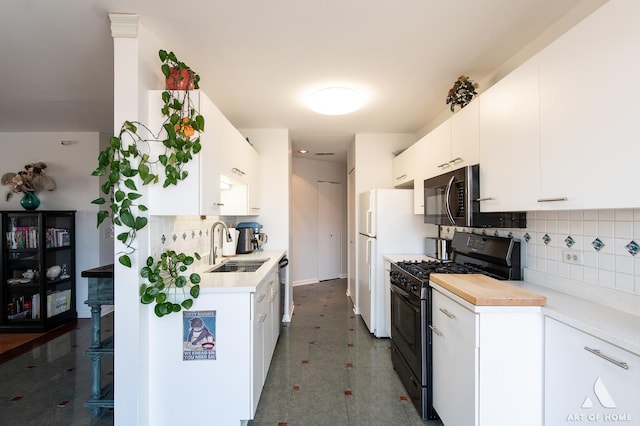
[432,289,477,346]
[545,317,640,425]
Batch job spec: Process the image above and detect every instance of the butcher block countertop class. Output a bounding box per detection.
[430,274,547,306]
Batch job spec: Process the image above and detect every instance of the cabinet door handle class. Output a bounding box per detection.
[259,314,267,323]
[475,197,495,202]
[537,197,568,203]
[395,174,407,181]
[214,203,225,206]
[437,162,451,169]
[584,346,629,370]
[428,325,443,337]
[439,308,456,319]
[448,157,462,164]
[257,295,266,303]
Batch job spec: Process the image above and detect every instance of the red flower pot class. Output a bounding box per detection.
[165,67,195,90]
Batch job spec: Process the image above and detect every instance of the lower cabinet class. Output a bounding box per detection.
[430,286,543,426]
[251,269,280,414]
[544,317,640,425]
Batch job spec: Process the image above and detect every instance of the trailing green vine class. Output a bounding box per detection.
[91,50,204,268]
[90,50,205,317]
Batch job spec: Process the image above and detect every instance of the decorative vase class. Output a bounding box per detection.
[165,67,195,90]
[20,191,40,210]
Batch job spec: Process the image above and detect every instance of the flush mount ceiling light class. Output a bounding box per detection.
[308,87,363,115]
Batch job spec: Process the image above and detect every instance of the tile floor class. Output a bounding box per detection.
[0,314,114,425]
[0,278,442,425]
[250,278,442,426]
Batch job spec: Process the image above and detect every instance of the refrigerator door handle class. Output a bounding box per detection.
[366,239,372,290]
[366,209,373,235]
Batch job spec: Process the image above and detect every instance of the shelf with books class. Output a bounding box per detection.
[0,211,77,332]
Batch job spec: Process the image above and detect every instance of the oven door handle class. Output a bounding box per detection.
[444,175,456,225]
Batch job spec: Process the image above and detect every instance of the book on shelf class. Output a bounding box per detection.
[6,226,38,249]
[46,228,70,248]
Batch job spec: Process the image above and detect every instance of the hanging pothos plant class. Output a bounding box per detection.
[91,50,204,317]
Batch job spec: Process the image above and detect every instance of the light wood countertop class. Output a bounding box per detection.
[430,274,547,306]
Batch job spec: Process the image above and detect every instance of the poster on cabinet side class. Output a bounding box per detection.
[183,310,216,361]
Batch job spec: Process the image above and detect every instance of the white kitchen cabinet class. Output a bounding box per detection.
[147,90,221,215]
[218,114,261,216]
[251,267,281,414]
[392,135,432,214]
[537,0,640,210]
[391,143,416,188]
[147,90,261,216]
[431,285,543,426]
[251,277,269,413]
[450,98,479,169]
[545,317,640,425]
[425,119,452,178]
[478,55,540,212]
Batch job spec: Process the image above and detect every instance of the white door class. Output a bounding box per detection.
[318,181,341,281]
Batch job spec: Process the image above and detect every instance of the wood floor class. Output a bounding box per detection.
[0,320,77,364]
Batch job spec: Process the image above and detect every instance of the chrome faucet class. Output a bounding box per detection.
[209,221,233,265]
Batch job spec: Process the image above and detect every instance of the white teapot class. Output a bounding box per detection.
[22,269,35,280]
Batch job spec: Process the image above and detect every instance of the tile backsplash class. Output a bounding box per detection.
[439,209,640,296]
[149,216,222,268]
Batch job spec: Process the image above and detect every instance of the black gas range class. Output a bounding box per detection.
[389,231,521,420]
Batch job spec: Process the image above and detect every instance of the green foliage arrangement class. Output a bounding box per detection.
[140,250,202,317]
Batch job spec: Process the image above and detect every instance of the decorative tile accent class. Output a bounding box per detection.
[542,234,551,245]
[523,232,531,243]
[507,232,513,239]
[344,390,353,396]
[199,230,203,237]
[564,236,575,248]
[182,232,187,240]
[161,234,166,244]
[493,230,500,237]
[172,234,177,242]
[625,240,639,256]
[346,363,353,368]
[592,237,605,252]
[191,230,195,239]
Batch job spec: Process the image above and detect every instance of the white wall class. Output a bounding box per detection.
[111,14,164,425]
[0,131,113,318]
[292,157,347,285]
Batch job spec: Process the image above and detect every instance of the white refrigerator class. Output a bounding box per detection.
[357,189,428,337]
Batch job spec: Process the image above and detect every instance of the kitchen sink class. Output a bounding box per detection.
[206,258,270,273]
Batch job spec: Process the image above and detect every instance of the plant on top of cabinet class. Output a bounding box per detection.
[90,50,204,268]
[445,75,478,112]
[139,250,202,317]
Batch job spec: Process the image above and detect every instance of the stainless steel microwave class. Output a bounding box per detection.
[423,164,527,228]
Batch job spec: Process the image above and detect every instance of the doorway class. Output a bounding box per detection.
[317,181,341,281]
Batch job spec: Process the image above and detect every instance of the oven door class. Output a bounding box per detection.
[390,283,426,383]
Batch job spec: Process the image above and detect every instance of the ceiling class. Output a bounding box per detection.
[0,0,602,163]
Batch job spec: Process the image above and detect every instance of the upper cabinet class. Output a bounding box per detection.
[148,90,261,216]
[450,99,479,170]
[479,56,540,212]
[537,0,640,210]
